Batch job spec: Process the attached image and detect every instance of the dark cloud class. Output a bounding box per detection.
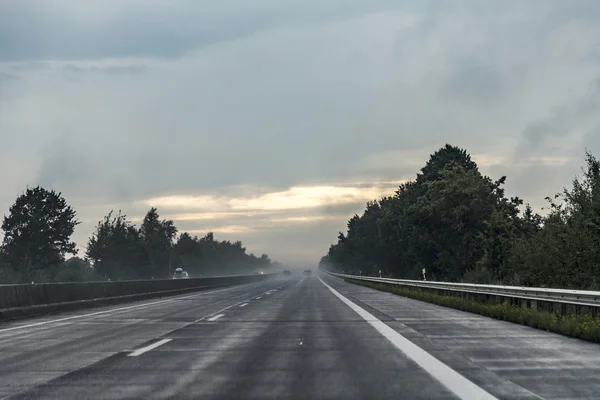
[0,0,414,62]
[443,59,505,103]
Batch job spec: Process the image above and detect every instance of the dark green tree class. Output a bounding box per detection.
[86,210,144,280]
[139,207,177,278]
[323,144,547,283]
[53,257,104,282]
[1,186,79,276]
[503,151,600,289]
[172,231,273,277]
[417,144,477,184]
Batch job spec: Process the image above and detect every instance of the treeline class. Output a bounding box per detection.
[0,187,274,283]
[320,144,600,290]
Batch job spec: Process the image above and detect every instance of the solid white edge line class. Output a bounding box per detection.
[207,314,225,321]
[318,278,499,400]
[0,284,254,334]
[129,338,172,357]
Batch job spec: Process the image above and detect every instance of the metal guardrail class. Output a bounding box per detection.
[326,272,600,308]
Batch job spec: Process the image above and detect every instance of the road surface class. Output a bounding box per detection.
[1,273,600,399]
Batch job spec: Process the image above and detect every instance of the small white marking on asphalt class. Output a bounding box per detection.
[195,295,260,323]
[296,278,305,287]
[255,297,262,300]
[239,303,248,308]
[207,314,225,321]
[319,278,499,400]
[129,338,172,357]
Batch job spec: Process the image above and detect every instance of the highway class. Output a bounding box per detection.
[1,273,600,399]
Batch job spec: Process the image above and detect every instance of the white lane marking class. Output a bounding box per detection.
[296,278,305,287]
[194,285,279,323]
[255,297,262,300]
[207,314,225,321]
[239,303,248,308]
[129,338,172,357]
[319,278,498,400]
[0,285,246,335]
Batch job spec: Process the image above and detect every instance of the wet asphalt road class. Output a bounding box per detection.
[1,273,600,399]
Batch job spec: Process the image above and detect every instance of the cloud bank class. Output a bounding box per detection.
[2,1,600,266]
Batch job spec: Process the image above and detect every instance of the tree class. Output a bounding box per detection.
[172,231,273,277]
[323,144,546,283]
[417,144,477,184]
[503,151,600,289]
[139,207,177,278]
[322,145,600,290]
[53,257,104,282]
[86,210,143,280]
[1,186,79,275]
[174,233,203,275]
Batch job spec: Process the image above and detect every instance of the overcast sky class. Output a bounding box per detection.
[1,1,600,268]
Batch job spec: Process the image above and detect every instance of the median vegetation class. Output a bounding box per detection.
[346,278,600,343]
[320,144,600,291]
[0,187,276,284]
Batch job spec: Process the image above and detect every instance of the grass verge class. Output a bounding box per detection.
[345,278,600,343]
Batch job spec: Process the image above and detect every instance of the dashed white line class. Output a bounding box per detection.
[207,314,225,322]
[239,303,248,308]
[319,278,498,400]
[129,338,172,357]
[192,285,278,323]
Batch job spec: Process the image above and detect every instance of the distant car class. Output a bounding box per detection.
[255,270,264,275]
[283,270,292,276]
[303,269,312,276]
[172,268,190,279]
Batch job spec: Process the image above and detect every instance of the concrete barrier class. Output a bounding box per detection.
[0,273,277,321]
